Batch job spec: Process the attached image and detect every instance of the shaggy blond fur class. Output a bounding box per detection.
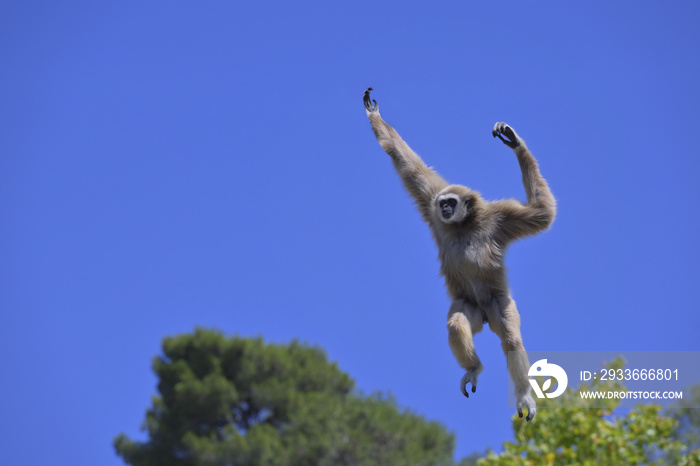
[364,88,556,421]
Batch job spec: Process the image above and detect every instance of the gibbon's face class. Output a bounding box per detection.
[439,196,458,219]
[437,192,468,224]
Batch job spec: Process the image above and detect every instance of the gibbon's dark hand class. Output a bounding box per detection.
[492,122,521,149]
[363,87,378,113]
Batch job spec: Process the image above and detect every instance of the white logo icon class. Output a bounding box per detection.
[528,359,568,399]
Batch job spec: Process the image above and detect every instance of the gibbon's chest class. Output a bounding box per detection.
[436,232,506,302]
[437,232,503,274]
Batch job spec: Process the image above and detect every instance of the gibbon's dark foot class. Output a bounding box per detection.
[516,391,537,422]
[492,122,521,149]
[363,87,379,113]
[459,367,482,398]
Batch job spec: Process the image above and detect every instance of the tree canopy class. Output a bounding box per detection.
[478,358,700,466]
[668,383,700,460]
[115,331,700,465]
[114,328,455,466]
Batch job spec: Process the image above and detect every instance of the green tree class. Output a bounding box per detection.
[478,358,700,466]
[668,383,700,459]
[114,328,455,466]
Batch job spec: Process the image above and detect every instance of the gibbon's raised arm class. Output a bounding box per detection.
[364,88,448,223]
[491,122,556,241]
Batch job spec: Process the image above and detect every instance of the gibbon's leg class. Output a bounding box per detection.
[485,298,537,421]
[447,300,485,397]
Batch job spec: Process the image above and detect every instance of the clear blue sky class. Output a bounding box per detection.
[1,1,699,464]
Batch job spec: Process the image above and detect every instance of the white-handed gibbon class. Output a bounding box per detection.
[363,88,556,421]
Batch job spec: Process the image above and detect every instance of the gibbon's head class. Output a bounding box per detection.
[436,185,480,225]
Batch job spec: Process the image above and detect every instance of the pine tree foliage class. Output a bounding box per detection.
[114,328,455,466]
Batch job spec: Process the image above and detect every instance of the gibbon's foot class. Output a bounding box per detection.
[516,390,537,422]
[363,87,379,114]
[492,122,521,149]
[459,366,483,398]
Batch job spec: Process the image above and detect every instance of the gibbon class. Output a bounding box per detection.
[363,88,556,421]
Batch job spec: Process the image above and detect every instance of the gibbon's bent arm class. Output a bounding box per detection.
[491,122,556,241]
[364,88,448,223]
